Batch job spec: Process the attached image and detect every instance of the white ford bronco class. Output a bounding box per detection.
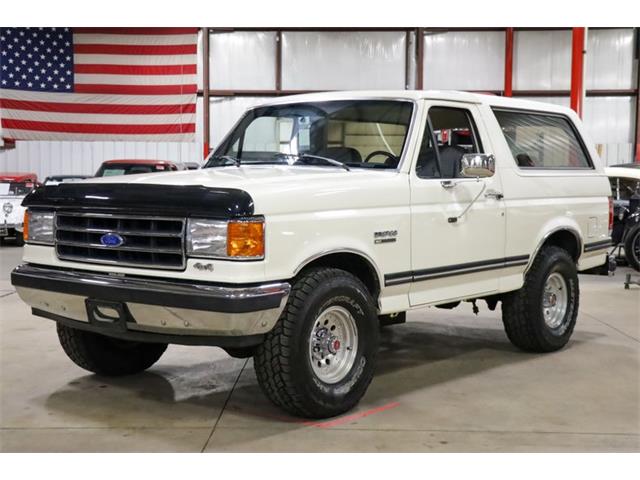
[12,91,614,418]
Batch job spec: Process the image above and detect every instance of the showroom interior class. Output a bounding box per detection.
[1,27,639,453]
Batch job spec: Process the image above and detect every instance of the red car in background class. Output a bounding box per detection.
[95,159,179,177]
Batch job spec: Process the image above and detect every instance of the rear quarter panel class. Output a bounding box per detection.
[479,103,611,291]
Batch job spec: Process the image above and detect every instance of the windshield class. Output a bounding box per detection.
[95,164,171,177]
[0,181,35,196]
[206,100,414,170]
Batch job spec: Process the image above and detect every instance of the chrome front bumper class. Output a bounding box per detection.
[11,264,290,347]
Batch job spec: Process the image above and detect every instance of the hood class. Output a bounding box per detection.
[81,165,404,215]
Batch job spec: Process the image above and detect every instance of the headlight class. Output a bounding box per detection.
[186,219,228,258]
[25,210,55,245]
[186,218,265,260]
[2,202,13,215]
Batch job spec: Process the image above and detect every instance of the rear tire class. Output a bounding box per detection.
[624,223,640,271]
[254,268,379,418]
[502,246,579,352]
[57,323,167,376]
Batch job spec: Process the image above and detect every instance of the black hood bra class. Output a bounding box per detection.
[23,183,255,218]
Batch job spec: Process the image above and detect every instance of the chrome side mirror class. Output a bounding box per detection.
[459,153,496,178]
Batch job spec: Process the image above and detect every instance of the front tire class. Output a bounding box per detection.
[502,246,579,352]
[254,268,379,418]
[624,223,640,271]
[57,324,167,376]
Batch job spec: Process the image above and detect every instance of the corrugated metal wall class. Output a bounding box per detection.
[423,31,505,91]
[1,28,637,176]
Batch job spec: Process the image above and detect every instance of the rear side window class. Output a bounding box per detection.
[493,109,592,169]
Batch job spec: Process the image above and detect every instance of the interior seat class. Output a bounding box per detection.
[316,147,362,164]
[437,145,466,178]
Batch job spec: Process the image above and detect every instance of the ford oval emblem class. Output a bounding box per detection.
[100,233,124,247]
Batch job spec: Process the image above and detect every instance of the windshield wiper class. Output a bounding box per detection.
[287,153,350,171]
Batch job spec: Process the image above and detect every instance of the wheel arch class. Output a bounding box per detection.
[526,226,583,271]
[293,249,382,301]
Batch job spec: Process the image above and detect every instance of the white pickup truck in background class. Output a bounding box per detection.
[12,91,613,418]
[1,172,39,246]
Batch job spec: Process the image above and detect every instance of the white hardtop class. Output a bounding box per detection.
[256,90,576,117]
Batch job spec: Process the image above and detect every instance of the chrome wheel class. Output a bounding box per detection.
[309,305,358,384]
[542,272,568,329]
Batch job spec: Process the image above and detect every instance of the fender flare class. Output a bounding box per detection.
[525,225,583,272]
[292,248,384,292]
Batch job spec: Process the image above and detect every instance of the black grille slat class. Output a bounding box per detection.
[54,212,185,270]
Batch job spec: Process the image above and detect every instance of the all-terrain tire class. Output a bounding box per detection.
[624,223,640,271]
[253,268,379,418]
[502,246,579,353]
[57,323,167,376]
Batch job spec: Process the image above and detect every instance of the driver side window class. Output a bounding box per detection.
[416,106,483,179]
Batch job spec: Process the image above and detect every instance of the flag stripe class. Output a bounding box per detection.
[73,54,197,66]
[73,28,199,35]
[73,33,198,46]
[74,43,197,56]
[0,99,196,114]
[74,73,198,86]
[2,118,196,134]
[74,84,197,95]
[0,129,196,141]
[0,89,195,104]
[1,109,195,125]
[74,64,197,75]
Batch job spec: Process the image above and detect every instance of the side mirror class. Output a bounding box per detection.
[459,153,496,178]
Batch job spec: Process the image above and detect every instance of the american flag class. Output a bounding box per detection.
[0,27,197,141]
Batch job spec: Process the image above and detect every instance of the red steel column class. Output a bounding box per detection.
[504,28,514,97]
[570,27,586,118]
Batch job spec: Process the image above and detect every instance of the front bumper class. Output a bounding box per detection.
[11,264,290,347]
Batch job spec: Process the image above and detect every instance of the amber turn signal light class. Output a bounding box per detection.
[227,220,265,258]
[23,210,29,241]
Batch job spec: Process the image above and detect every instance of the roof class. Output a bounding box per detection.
[0,172,38,182]
[101,159,176,166]
[605,167,640,180]
[255,90,575,116]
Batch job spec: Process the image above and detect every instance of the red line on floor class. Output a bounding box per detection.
[302,402,401,429]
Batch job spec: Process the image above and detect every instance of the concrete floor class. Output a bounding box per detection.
[1,244,638,452]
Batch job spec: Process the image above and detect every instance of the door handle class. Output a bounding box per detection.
[485,189,504,200]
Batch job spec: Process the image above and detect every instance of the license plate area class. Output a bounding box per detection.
[85,299,132,332]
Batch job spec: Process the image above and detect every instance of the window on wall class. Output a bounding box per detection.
[492,109,592,169]
[416,106,483,179]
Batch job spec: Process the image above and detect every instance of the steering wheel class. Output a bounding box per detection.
[364,150,397,165]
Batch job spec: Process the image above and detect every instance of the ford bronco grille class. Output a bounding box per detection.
[54,212,186,270]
